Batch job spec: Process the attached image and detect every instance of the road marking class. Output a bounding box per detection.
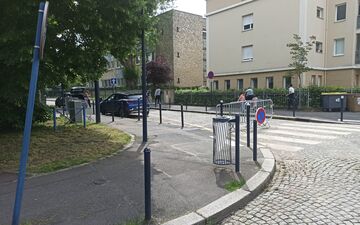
[267,130,336,139]
[277,127,350,135]
[281,123,360,132]
[259,142,303,152]
[258,134,321,145]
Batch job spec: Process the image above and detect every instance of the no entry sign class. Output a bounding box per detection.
[256,107,266,125]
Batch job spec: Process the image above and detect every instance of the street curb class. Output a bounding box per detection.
[153,107,349,124]
[161,148,276,225]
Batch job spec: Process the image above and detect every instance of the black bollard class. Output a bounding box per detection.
[235,114,240,172]
[53,108,56,131]
[138,98,141,121]
[83,106,86,128]
[253,120,257,161]
[159,103,162,124]
[181,104,184,129]
[220,100,224,116]
[205,98,208,112]
[144,148,151,221]
[246,104,250,148]
[340,96,344,122]
[293,101,296,117]
[92,100,95,115]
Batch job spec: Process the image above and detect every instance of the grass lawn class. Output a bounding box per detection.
[0,117,131,174]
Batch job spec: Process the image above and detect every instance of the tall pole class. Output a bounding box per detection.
[141,11,148,143]
[94,80,101,123]
[12,2,46,225]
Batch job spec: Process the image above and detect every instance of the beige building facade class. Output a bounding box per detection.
[206,0,360,90]
[156,10,206,87]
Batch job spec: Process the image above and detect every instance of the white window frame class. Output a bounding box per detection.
[317,7,324,19]
[242,14,253,31]
[250,78,258,89]
[237,79,243,90]
[315,41,323,53]
[242,45,253,62]
[335,3,346,22]
[334,38,345,56]
[266,77,274,89]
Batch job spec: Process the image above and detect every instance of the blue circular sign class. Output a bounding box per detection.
[256,107,266,125]
[208,71,214,79]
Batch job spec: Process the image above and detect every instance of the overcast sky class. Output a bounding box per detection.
[174,0,206,16]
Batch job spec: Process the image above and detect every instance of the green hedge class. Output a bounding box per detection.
[174,86,360,109]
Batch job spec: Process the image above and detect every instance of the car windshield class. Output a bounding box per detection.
[127,95,142,100]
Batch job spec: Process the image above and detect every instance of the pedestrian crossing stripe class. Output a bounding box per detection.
[276,126,350,135]
[266,130,336,139]
[280,123,360,132]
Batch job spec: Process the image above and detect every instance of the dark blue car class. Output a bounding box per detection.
[100,93,149,117]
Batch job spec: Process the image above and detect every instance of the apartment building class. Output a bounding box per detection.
[156,10,206,87]
[206,0,360,90]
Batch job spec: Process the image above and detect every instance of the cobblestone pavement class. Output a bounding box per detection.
[221,126,360,224]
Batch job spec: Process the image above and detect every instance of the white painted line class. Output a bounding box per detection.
[277,126,350,135]
[258,134,321,145]
[267,130,336,139]
[280,123,360,132]
[259,142,303,152]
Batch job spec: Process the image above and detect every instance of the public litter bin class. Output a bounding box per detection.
[68,100,84,123]
[347,94,360,112]
[321,93,347,112]
[213,117,232,165]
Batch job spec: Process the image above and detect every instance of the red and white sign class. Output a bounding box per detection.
[256,107,266,125]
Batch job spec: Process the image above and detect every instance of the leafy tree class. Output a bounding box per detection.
[146,57,172,85]
[0,0,172,129]
[286,34,315,88]
[123,64,140,89]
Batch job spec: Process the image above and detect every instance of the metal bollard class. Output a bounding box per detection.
[246,104,250,147]
[186,103,188,111]
[144,148,151,221]
[253,120,257,161]
[159,103,162,124]
[169,98,171,109]
[340,96,344,122]
[205,98,208,112]
[138,98,141,121]
[235,114,240,172]
[92,100,95,115]
[181,104,184,129]
[53,108,56,131]
[293,100,296,117]
[83,106,86,128]
[220,100,224,116]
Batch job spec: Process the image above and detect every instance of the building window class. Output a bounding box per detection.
[311,75,316,85]
[224,80,231,90]
[317,7,324,19]
[283,76,291,88]
[213,80,219,90]
[334,38,345,56]
[176,27,179,32]
[317,75,322,86]
[250,78,258,89]
[242,45,253,61]
[336,3,346,21]
[243,14,253,31]
[177,52,180,58]
[316,42,323,53]
[266,77,274,89]
[237,79,243,90]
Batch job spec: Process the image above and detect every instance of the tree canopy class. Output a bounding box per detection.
[286,34,315,88]
[0,0,172,129]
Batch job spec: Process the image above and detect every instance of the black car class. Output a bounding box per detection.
[100,93,149,117]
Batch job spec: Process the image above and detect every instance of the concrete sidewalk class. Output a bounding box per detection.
[0,115,274,225]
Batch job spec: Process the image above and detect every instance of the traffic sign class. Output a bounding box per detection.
[256,107,266,125]
[208,71,214,79]
[110,78,117,85]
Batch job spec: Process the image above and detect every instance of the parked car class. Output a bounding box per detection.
[100,92,149,117]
